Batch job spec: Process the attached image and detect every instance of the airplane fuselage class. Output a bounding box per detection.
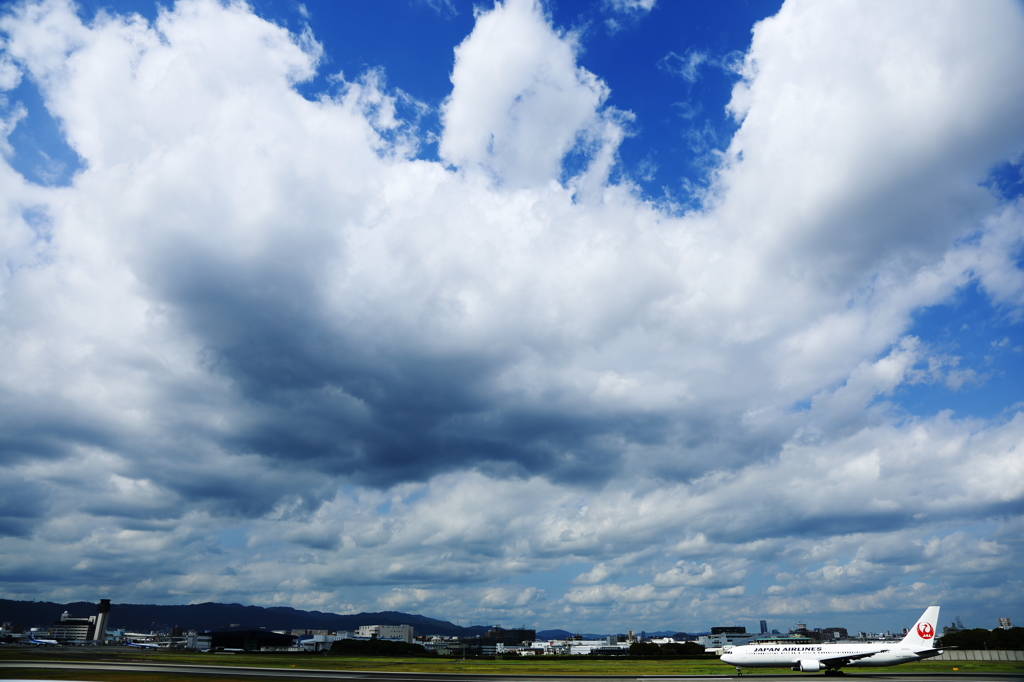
[721,643,925,670]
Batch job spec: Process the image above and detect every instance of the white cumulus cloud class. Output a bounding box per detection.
[0,0,1021,632]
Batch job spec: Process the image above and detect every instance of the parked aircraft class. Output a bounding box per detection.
[720,606,944,675]
[126,638,161,649]
[29,635,59,646]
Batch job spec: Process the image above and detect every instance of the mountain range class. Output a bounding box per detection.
[0,599,488,636]
[0,599,702,639]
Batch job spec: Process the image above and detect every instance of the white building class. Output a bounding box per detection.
[527,638,629,655]
[697,632,756,651]
[299,634,338,652]
[422,636,464,655]
[530,639,569,655]
[355,624,414,643]
[648,637,678,645]
[186,631,212,651]
[51,611,96,643]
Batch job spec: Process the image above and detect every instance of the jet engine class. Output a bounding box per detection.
[792,659,824,672]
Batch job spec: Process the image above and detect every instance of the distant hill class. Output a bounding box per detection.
[0,599,489,636]
[536,629,573,639]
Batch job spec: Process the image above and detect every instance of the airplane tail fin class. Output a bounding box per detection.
[900,606,940,649]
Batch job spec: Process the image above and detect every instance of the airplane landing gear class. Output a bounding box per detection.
[735,666,743,675]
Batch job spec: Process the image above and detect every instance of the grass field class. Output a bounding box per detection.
[0,648,1021,677]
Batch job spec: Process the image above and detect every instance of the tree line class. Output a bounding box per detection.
[937,627,1024,650]
[628,641,709,657]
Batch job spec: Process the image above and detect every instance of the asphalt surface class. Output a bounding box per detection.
[1,659,1022,682]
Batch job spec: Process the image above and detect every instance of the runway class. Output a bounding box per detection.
[1,659,1021,682]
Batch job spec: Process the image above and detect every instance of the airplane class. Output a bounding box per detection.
[126,638,162,649]
[720,606,945,675]
[29,635,59,646]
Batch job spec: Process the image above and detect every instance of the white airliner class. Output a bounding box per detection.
[720,606,944,675]
[29,635,59,646]
[126,638,161,649]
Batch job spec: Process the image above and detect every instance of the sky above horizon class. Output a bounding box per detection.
[0,0,1022,635]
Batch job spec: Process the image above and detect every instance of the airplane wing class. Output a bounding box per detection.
[913,648,947,659]
[819,649,887,667]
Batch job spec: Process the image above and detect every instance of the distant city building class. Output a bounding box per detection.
[751,634,813,645]
[464,626,538,655]
[527,636,628,656]
[759,620,767,634]
[955,616,965,629]
[356,624,414,643]
[820,627,848,640]
[699,630,756,650]
[484,626,535,644]
[998,618,1012,629]
[422,635,462,655]
[711,626,747,635]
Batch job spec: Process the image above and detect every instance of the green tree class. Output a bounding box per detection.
[628,641,663,656]
[660,641,706,655]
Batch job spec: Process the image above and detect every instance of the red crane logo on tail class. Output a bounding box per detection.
[917,622,934,639]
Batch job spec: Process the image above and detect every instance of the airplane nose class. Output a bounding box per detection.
[720,654,734,664]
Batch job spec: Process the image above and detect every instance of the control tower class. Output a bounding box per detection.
[93,599,111,642]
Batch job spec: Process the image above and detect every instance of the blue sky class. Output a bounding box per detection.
[0,0,1023,635]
